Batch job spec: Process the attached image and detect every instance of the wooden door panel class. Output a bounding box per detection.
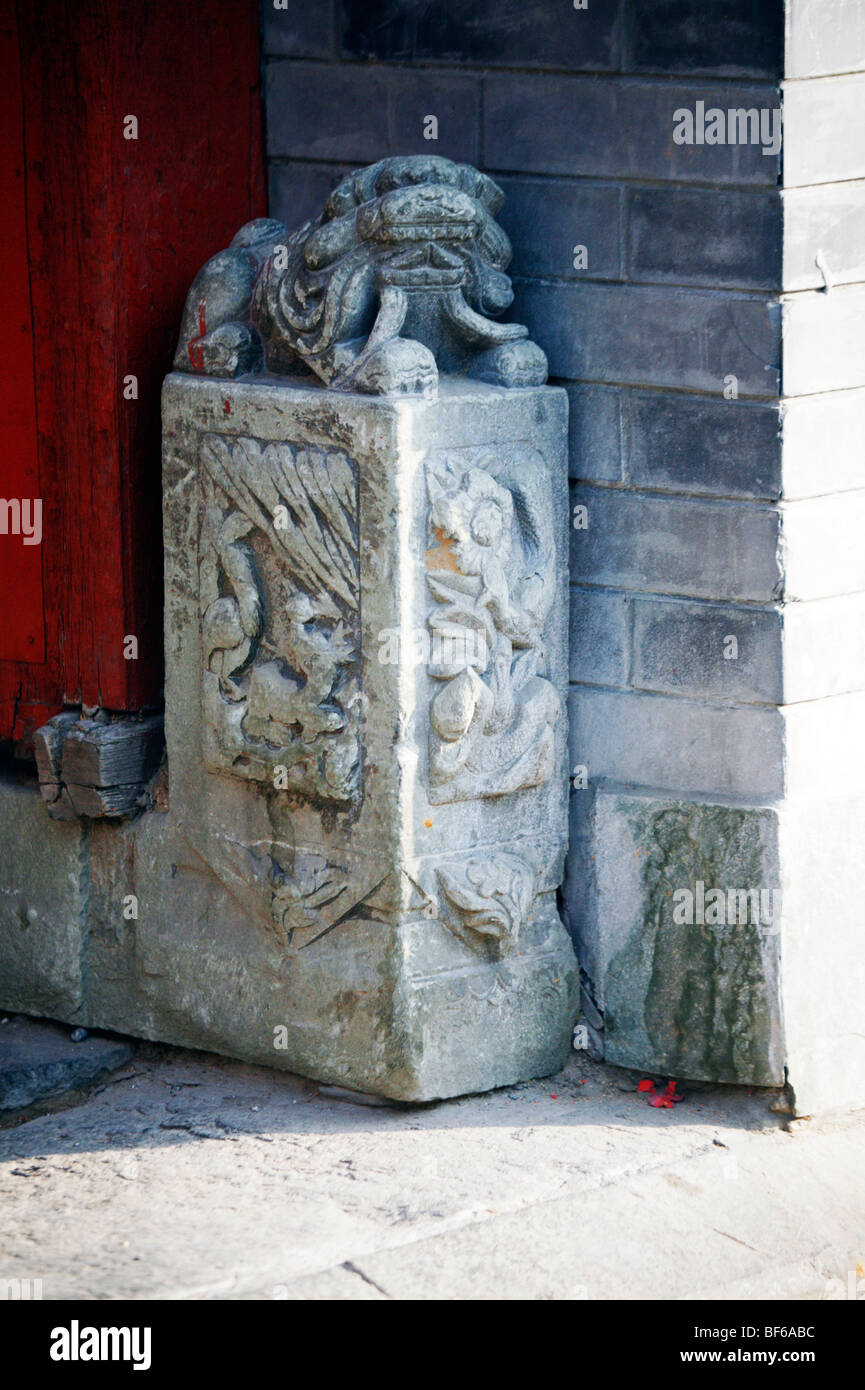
[0,0,265,747]
[0,11,45,665]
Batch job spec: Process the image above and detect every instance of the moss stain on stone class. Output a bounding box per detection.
[606,802,781,1086]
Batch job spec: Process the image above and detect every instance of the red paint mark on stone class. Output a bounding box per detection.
[187,298,208,372]
[223,398,231,416]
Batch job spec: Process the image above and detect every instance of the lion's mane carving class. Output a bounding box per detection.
[174,155,547,397]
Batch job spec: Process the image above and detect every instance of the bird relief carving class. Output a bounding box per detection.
[424,450,562,803]
[198,433,361,807]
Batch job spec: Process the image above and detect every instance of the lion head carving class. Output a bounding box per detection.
[174,155,547,397]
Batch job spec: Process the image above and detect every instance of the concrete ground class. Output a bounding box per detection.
[1,1016,863,1301]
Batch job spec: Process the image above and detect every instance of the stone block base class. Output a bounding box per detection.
[575,789,784,1087]
[0,779,576,1101]
[0,372,578,1103]
[568,781,865,1112]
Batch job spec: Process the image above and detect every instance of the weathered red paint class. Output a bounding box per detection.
[189,298,209,372]
[0,0,265,748]
[0,12,44,668]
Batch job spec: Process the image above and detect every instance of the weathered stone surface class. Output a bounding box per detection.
[626,186,780,290]
[0,782,85,1020]
[565,383,623,483]
[483,76,782,184]
[252,15,865,1125]
[265,63,481,168]
[627,0,782,78]
[1,374,577,1102]
[515,281,781,396]
[12,1045,865,1304]
[630,596,782,704]
[497,177,621,281]
[588,791,784,1087]
[340,0,622,71]
[158,371,576,1099]
[568,687,785,800]
[569,588,629,687]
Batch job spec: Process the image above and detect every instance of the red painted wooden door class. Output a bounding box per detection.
[0,13,44,671]
[0,0,265,749]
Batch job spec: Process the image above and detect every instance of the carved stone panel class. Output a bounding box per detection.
[198,432,361,808]
[434,851,536,959]
[161,370,576,1098]
[424,448,563,804]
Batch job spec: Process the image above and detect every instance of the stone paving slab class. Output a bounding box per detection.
[0,1037,861,1301]
[0,1015,136,1116]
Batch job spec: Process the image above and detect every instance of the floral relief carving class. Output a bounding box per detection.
[435,853,536,958]
[425,450,562,803]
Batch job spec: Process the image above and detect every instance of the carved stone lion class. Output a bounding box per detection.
[174,155,547,397]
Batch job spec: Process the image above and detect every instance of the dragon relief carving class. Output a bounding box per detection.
[198,433,361,807]
[424,451,562,803]
[173,155,547,398]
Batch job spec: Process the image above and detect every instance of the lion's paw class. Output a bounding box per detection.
[471,339,548,388]
[188,323,262,378]
[347,338,438,398]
